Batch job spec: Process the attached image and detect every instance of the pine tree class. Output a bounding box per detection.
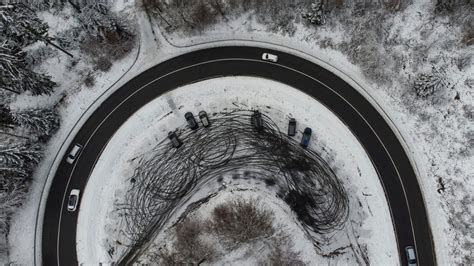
[0,181,26,233]
[12,107,60,140]
[0,142,42,170]
[0,41,57,95]
[0,4,49,47]
[78,3,130,39]
[0,4,73,57]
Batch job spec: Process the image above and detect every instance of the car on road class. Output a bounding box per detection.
[405,246,417,266]
[199,111,211,127]
[300,127,312,148]
[185,112,198,130]
[261,53,278,62]
[288,118,296,136]
[251,111,263,131]
[66,144,83,164]
[67,189,80,212]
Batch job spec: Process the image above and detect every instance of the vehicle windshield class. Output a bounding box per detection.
[68,195,77,206]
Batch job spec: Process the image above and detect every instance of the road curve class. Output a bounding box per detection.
[40,46,435,265]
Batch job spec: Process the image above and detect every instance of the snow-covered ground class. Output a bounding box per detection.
[6,0,472,264]
[144,2,473,264]
[77,77,397,264]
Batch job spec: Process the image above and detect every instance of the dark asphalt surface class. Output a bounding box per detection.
[41,46,436,265]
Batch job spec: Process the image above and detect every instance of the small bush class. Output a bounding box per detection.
[413,69,448,97]
[302,0,326,26]
[266,245,306,266]
[209,198,275,243]
[84,74,95,88]
[192,2,217,29]
[95,57,112,72]
[155,217,216,265]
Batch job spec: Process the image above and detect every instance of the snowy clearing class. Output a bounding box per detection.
[77,77,397,265]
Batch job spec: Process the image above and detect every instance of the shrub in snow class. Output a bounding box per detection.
[435,0,457,13]
[150,197,304,264]
[267,245,305,265]
[95,56,112,72]
[192,1,217,29]
[209,199,275,243]
[302,0,327,26]
[84,74,95,87]
[413,69,448,97]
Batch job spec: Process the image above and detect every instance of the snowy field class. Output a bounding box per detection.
[77,77,397,264]
[3,0,471,265]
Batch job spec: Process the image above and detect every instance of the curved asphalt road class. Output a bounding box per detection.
[41,46,435,265]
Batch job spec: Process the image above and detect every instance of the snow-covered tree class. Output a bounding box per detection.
[70,2,134,59]
[0,183,26,233]
[0,41,57,95]
[0,4,49,47]
[12,107,60,140]
[413,69,448,97]
[77,2,132,42]
[302,0,326,26]
[1,4,73,57]
[0,167,29,232]
[0,142,42,169]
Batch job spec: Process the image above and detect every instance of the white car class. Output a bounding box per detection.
[66,144,83,164]
[405,246,417,266]
[67,189,80,212]
[261,53,278,62]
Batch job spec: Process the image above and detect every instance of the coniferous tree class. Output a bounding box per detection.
[0,41,56,95]
[0,141,42,170]
[0,4,73,57]
[0,4,49,47]
[12,107,60,140]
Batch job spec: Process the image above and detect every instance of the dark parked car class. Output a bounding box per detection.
[251,111,263,131]
[168,131,182,148]
[288,118,296,136]
[300,127,312,148]
[405,246,417,266]
[185,112,198,130]
[199,111,211,127]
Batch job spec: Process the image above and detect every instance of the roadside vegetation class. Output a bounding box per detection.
[0,1,135,260]
[147,198,305,265]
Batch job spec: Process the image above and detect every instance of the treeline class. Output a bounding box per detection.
[0,3,60,235]
[0,0,135,236]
